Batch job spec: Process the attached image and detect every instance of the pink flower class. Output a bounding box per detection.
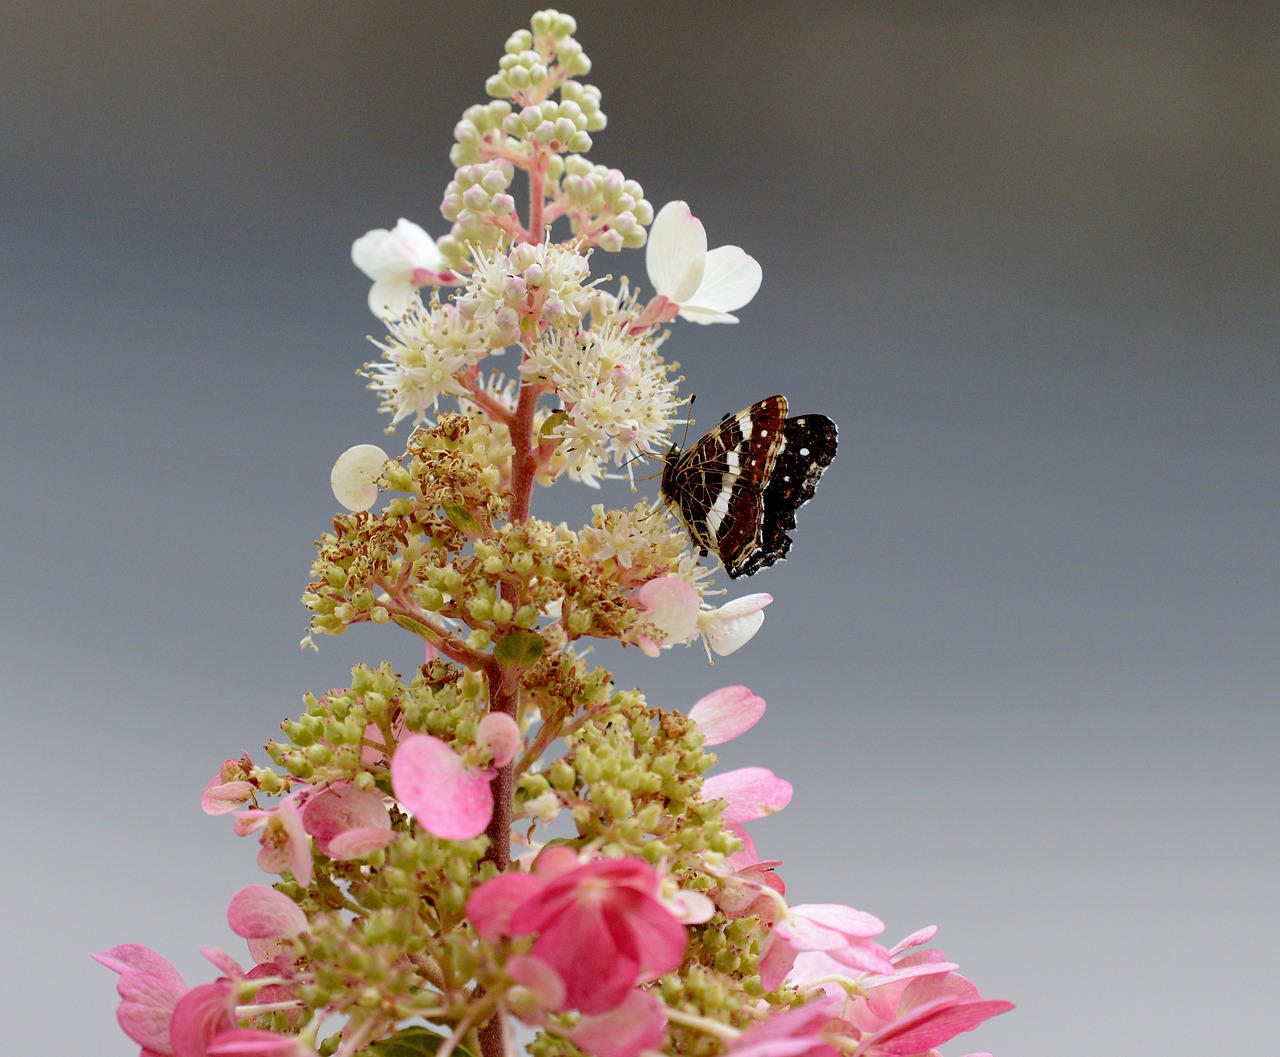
[300,783,394,860]
[467,850,688,1015]
[391,713,520,841]
[634,575,772,657]
[201,755,257,815]
[759,904,895,992]
[234,793,312,887]
[92,944,190,1055]
[847,968,1014,1057]
[93,945,238,1057]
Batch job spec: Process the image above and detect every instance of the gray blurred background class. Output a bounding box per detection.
[3,3,1276,1053]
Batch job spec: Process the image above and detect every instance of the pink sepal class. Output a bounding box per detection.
[227,886,307,939]
[688,685,765,745]
[391,733,493,840]
[169,979,235,1057]
[569,988,667,1057]
[701,767,793,823]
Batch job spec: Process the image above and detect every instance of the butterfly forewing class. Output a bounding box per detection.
[660,395,837,578]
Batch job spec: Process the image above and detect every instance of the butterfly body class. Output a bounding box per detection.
[660,395,838,578]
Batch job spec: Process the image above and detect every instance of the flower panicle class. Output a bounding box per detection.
[101,10,1013,1057]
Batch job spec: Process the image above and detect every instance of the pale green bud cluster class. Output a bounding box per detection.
[558,155,652,250]
[503,99,595,155]
[450,100,515,167]
[437,160,517,268]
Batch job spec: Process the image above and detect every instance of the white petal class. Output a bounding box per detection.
[352,227,394,280]
[367,277,420,319]
[646,200,707,302]
[675,305,741,325]
[390,217,444,270]
[698,593,773,656]
[331,444,389,512]
[705,608,766,655]
[684,245,762,316]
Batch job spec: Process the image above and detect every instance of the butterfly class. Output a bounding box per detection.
[659,395,839,578]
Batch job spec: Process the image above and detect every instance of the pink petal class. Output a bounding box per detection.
[227,886,307,939]
[507,954,567,1016]
[888,926,938,957]
[758,932,799,992]
[533,845,582,879]
[601,891,689,977]
[201,777,255,815]
[199,948,245,980]
[391,733,493,840]
[792,904,887,941]
[635,575,700,646]
[725,822,759,869]
[534,901,640,1014]
[477,711,521,768]
[92,945,187,1052]
[325,826,396,859]
[466,872,545,942]
[169,980,235,1057]
[570,988,667,1057]
[301,784,391,858]
[856,996,1015,1055]
[701,767,793,823]
[208,1028,306,1056]
[688,685,766,745]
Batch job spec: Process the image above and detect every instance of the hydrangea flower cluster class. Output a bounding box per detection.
[99,11,1011,1057]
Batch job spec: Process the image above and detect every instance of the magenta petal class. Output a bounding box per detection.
[570,988,667,1057]
[534,901,639,1014]
[688,685,766,745]
[701,767,793,823]
[227,886,307,939]
[391,733,493,840]
[603,892,688,977]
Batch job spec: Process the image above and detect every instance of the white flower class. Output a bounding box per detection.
[352,219,449,320]
[645,201,763,324]
[331,444,390,512]
[361,300,501,429]
[634,575,772,658]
